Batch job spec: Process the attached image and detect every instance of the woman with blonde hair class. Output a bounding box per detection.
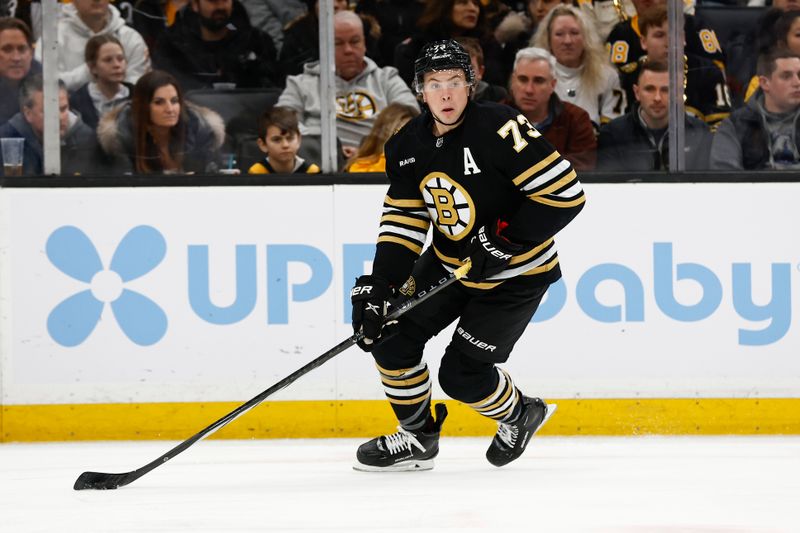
[346,103,420,173]
[531,4,624,128]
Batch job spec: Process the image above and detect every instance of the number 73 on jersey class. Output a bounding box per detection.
[497,114,541,153]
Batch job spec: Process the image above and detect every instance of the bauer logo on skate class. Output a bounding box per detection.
[45,225,168,347]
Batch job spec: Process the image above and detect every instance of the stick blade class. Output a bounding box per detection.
[73,471,132,490]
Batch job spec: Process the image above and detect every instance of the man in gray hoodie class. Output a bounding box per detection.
[34,0,151,91]
[710,48,800,170]
[277,9,418,161]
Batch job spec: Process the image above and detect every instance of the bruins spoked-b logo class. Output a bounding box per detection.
[420,172,475,240]
[336,92,377,121]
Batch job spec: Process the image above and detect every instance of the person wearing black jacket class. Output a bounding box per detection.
[598,61,711,171]
[153,0,281,91]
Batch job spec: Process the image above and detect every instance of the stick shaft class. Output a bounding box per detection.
[74,263,469,490]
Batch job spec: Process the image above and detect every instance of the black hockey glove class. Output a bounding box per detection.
[350,275,397,351]
[462,220,523,282]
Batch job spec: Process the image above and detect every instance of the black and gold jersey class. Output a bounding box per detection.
[248,157,321,175]
[372,101,585,291]
[607,14,725,79]
[619,53,732,128]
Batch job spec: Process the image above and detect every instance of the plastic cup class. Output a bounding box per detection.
[1,137,24,176]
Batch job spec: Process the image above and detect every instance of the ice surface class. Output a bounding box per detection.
[1,436,798,532]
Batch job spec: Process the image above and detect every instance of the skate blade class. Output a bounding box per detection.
[534,403,557,435]
[352,459,435,472]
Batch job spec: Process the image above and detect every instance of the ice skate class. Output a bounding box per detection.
[354,403,447,472]
[486,397,556,467]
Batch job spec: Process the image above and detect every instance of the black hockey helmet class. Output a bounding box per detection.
[413,39,475,94]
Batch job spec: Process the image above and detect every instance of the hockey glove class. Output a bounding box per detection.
[462,220,523,282]
[351,275,397,351]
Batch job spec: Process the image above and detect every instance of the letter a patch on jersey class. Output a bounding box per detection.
[463,147,481,175]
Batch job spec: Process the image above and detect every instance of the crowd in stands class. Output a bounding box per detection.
[1,0,800,176]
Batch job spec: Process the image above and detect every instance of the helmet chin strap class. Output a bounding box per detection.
[431,107,467,128]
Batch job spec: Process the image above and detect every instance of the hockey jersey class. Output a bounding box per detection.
[606,14,725,78]
[619,54,731,128]
[373,101,585,290]
[248,156,321,174]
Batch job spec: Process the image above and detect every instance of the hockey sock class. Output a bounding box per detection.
[376,361,432,431]
[466,368,523,423]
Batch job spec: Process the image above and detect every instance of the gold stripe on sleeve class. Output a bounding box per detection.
[530,170,577,198]
[529,194,586,208]
[377,235,423,254]
[380,214,430,229]
[512,151,560,186]
[385,196,425,208]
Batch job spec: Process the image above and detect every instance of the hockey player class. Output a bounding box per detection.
[349,39,585,472]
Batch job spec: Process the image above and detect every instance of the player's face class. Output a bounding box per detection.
[633,70,669,126]
[334,21,366,81]
[549,15,584,68]
[261,125,301,166]
[641,21,669,63]
[783,18,800,55]
[421,69,471,128]
[91,42,127,84]
[451,0,480,31]
[760,57,800,113]
[149,84,181,128]
[510,58,555,118]
[0,29,33,82]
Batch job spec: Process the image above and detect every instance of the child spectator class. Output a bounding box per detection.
[346,102,419,173]
[248,106,320,174]
[69,34,133,130]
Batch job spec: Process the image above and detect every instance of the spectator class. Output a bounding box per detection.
[605,0,724,87]
[239,0,306,53]
[532,5,624,127]
[69,35,133,130]
[355,0,425,68]
[0,74,94,175]
[34,0,151,92]
[280,0,381,76]
[0,17,39,125]
[711,49,800,170]
[97,70,225,174]
[153,0,281,91]
[346,102,419,172]
[277,10,418,161]
[394,0,510,86]
[618,5,731,129]
[132,0,190,54]
[742,10,800,102]
[456,36,508,103]
[575,0,636,42]
[598,61,711,171]
[248,106,320,174]
[508,47,596,170]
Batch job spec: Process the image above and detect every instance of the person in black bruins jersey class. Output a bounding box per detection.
[248,107,321,174]
[606,0,724,89]
[349,39,585,472]
[618,5,731,129]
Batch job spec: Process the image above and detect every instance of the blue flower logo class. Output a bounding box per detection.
[46,225,168,347]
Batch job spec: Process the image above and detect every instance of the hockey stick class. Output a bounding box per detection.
[73,262,471,490]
